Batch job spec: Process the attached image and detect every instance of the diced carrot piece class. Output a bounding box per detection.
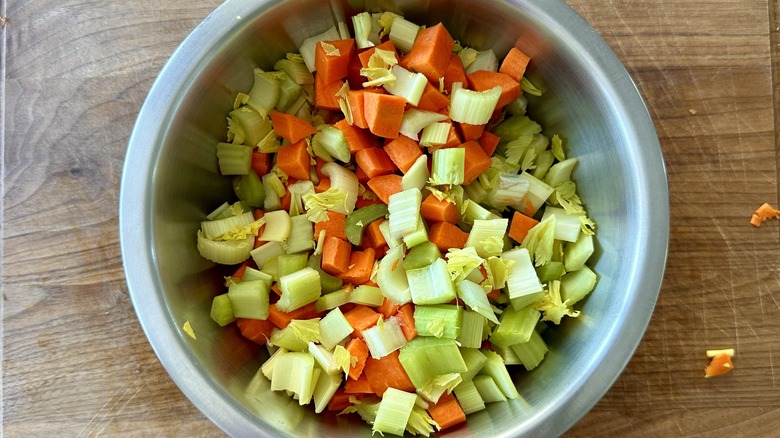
[377,297,401,319]
[363,92,407,139]
[444,124,462,148]
[750,202,780,227]
[358,40,398,68]
[462,140,493,185]
[363,219,388,250]
[314,177,331,193]
[315,156,328,181]
[314,211,348,241]
[340,248,376,286]
[467,70,521,109]
[403,23,455,82]
[704,353,735,378]
[322,235,352,275]
[275,140,311,181]
[236,318,276,345]
[356,147,397,178]
[443,53,468,94]
[383,134,423,174]
[487,289,501,301]
[429,221,469,252]
[479,130,500,157]
[367,174,403,205]
[395,303,417,341]
[346,51,366,90]
[269,110,317,143]
[458,122,485,142]
[421,194,459,224]
[344,373,374,394]
[427,392,467,430]
[416,81,450,112]
[345,338,370,380]
[333,118,376,154]
[356,191,383,209]
[315,39,356,84]
[327,389,359,411]
[267,302,320,329]
[508,211,540,244]
[251,150,271,177]
[499,47,531,82]
[344,305,382,337]
[348,87,386,129]
[362,350,416,396]
[314,72,343,111]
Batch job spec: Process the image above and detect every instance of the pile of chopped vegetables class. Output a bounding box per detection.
[196,11,598,436]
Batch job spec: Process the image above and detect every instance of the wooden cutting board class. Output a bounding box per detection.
[3,0,779,436]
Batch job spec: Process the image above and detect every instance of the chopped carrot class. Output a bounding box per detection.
[499,47,531,82]
[362,350,416,396]
[429,221,469,252]
[322,235,352,275]
[333,118,376,153]
[315,156,328,181]
[367,174,403,205]
[269,110,317,143]
[314,73,344,111]
[443,53,468,94]
[236,318,276,345]
[427,392,467,430]
[315,39,356,84]
[314,211,348,241]
[750,202,780,227]
[279,187,292,211]
[421,193,459,224]
[348,87,386,129]
[508,210,540,244]
[395,303,417,341]
[444,124,463,149]
[704,353,735,378]
[363,219,388,250]
[340,248,376,286]
[356,191,383,208]
[363,92,407,139]
[314,177,331,193]
[377,297,401,319]
[251,150,271,177]
[416,81,450,112]
[458,122,485,142]
[267,302,320,329]
[346,52,366,90]
[358,40,398,68]
[327,389,359,411]
[344,305,382,337]
[344,373,375,394]
[467,70,521,109]
[271,283,282,297]
[275,140,311,180]
[461,140,493,185]
[479,130,500,157]
[356,147,397,178]
[403,23,455,83]
[345,337,370,380]
[383,135,423,174]
[231,261,250,280]
[486,289,501,301]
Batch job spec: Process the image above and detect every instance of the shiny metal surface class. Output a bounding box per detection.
[119,0,669,436]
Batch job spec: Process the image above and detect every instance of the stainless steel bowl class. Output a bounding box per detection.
[119,0,669,436]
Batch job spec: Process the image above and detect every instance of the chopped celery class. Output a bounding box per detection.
[544,157,578,188]
[399,109,448,141]
[260,346,288,380]
[465,49,498,74]
[270,319,321,352]
[379,218,403,249]
[541,206,581,243]
[485,172,529,212]
[303,187,348,222]
[472,375,507,403]
[506,94,528,116]
[233,170,266,208]
[315,288,351,312]
[564,232,594,272]
[479,350,519,399]
[274,57,314,85]
[458,47,478,69]
[308,253,344,293]
[518,172,554,215]
[274,70,304,112]
[276,267,322,312]
[319,307,354,350]
[446,247,484,283]
[363,316,407,358]
[401,154,429,191]
[376,245,412,305]
[493,345,522,366]
[459,200,500,231]
[398,337,467,388]
[299,25,341,72]
[197,233,254,265]
[228,280,270,320]
[449,86,501,125]
[373,388,417,437]
[403,241,441,270]
[463,180,488,204]
[388,188,422,239]
[521,216,557,267]
[361,48,398,87]
[458,310,486,348]
[250,241,285,269]
[453,380,485,414]
[535,261,566,283]
[492,115,541,144]
[276,253,309,278]
[388,16,420,52]
[262,173,282,211]
[551,134,566,161]
[402,217,430,249]
[419,122,450,148]
[201,211,255,240]
[312,368,342,413]
[485,256,513,291]
[459,348,488,382]
[229,106,273,147]
[532,150,555,180]
[509,330,548,371]
[337,20,350,39]
[384,65,427,106]
[413,305,462,339]
[260,256,279,281]
[320,162,359,214]
[406,406,437,437]
[352,12,376,49]
[502,248,544,303]
[313,125,351,163]
[270,351,317,405]
[349,285,385,307]
[206,201,231,221]
[258,209,292,242]
[465,218,508,258]
[342,396,382,424]
[308,342,340,376]
[216,142,252,175]
[242,266,274,288]
[246,69,281,117]
[285,214,315,254]
[431,147,465,186]
[210,293,236,326]
[559,265,598,305]
[346,203,389,245]
[489,306,540,348]
[407,258,456,305]
[417,373,462,404]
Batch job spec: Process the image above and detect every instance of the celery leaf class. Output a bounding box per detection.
[521,215,556,266]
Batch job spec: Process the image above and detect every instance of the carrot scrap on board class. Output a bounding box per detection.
[750,203,780,227]
[704,350,735,378]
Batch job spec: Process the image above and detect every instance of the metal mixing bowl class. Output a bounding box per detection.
[119,0,669,436]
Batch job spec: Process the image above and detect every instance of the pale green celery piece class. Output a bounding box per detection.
[343,396,382,424]
[416,373,462,404]
[228,280,270,320]
[465,49,498,74]
[352,12,376,49]
[459,348,488,382]
[532,150,556,180]
[458,47,478,69]
[270,319,321,352]
[377,11,397,36]
[457,310,486,349]
[544,157,578,187]
[197,233,254,265]
[379,218,403,249]
[388,16,419,52]
[518,172,554,215]
[564,232,594,272]
[315,288,351,313]
[449,86,501,125]
[485,172,530,212]
[403,241,442,271]
[308,342,340,375]
[521,76,543,96]
[257,129,282,154]
[472,375,507,403]
[210,293,236,326]
[401,217,428,249]
[459,200,500,231]
[277,267,322,312]
[388,188,422,239]
[312,368,342,413]
[490,306,540,348]
[419,122,451,148]
[206,201,235,221]
[299,25,341,72]
[521,216,557,267]
[262,173,282,211]
[260,347,289,380]
[233,170,266,208]
[541,206,581,243]
[285,215,315,254]
[229,106,273,147]
[399,109,448,141]
[276,253,309,278]
[376,244,412,305]
[463,181,488,204]
[288,180,315,217]
[201,211,255,240]
[399,337,468,388]
[407,258,456,305]
[333,344,352,377]
[349,285,385,307]
[486,256,513,291]
[363,316,407,359]
[320,162,359,214]
[303,188,347,222]
[479,350,519,399]
[401,154,429,191]
[258,209,292,242]
[265,169,286,197]
[216,142,252,175]
[492,115,541,145]
[465,218,509,258]
[311,135,333,162]
[414,305,462,339]
[242,267,273,288]
[283,92,311,118]
[560,265,598,305]
[406,406,437,437]
[345,203,389,245]
[551,134,566,161]
[319,307,354,350]
[250,241,285,270]
[505,94,528,116]
[337,20,350,39]
[465,266,485,284]
[246,69,281,117]
[308,253,344,294]
[535,261,566,283]
[373,387,417,437]
[453,380,486,414]
[274,57,314,85]
[493,345,522,365]
[503,135,534,165]
[275,71,303,112]
[510,330,548,371]
[313,125,351,163]
[261,257,279,281]
[503,247,543,301]
[270,351,317,405]
[384,65,427,106]
[454,280,496,326]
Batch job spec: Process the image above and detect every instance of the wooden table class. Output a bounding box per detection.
[4,0,779,436]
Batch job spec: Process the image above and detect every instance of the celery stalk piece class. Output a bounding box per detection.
[407,258,456,305]
[459,348,488,382]
[250,241,285,269]
[261,257,279,281]
[493,345,522,365]
[399,337,467,388]
[197,233,254,265]
[233,170,266,208]
[246,70,281,117]
[260,347,288,380]
[258,209,292,242]
[377,244,412,305]
[228,280,270,320]
[201,211,255,240]
[388,16,420,52]
[506,94,528,116]
[270,351,317,404]
[210,293,236,326]
[455,280,499,325]
[453,380,486,414]
[373,387,417,437]
[564,232,594,272]
[413,305,462,339]
[303,187,348,222]
[308,342,340,375]
[465,218,508,258]
[479,350,519,399]
[313,125,351,163]
[229,106,273,147]
[544,157,578,187]
[459,200,500,231]
[457,310,486,349]
[535,261,565,283]
[458,47,478,70]
[449,86,501,125]
[403,241,442,270]
[276,253,309,278]
[313,367,343,413]
[216,142,252,175]
[277,267,322,312]
[363,316,407,359]
[319,307,354,350]
[288,180,315,217]
[401,154,429,191]
[465,49,498,74]
[485,256,512,291]
[315,288,351,312]
[509,330,548,371]
[274,71,304,112]
[560,265,598,305]
[519,172,554,215]
[352,12,376,49]
[532,150,556,180]
[463,180,488,204]
[401,216,429,249]
[419,122,450,148]
[274,57,314,85]
[308,254,344,293]
[349,285,385,307]
[337,20,350,39]
[406,406,437,437]
[521,216,557,267]
[206,201,231,221]
[502,247,544,302]
[485,172,530,212]
[431,147,465,186]
[299,25,341,72]
[399,109,448,141]
[416,373,462,404]
[445,247,484,283]
[541,206,581,243]
[269,319,321,351]
[472,375,507,403]
[320,162,359,214]
[242,266,274,288]
[346,203,389,245]
[262,173,282,211]
[285,214,315,254]
[384,65,427,106]
[388,188,422,239]
[489,306,540,348]
[379,218,403,249]
[492,115,542,144]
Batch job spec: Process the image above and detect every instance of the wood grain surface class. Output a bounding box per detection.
[3,0,780,436]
